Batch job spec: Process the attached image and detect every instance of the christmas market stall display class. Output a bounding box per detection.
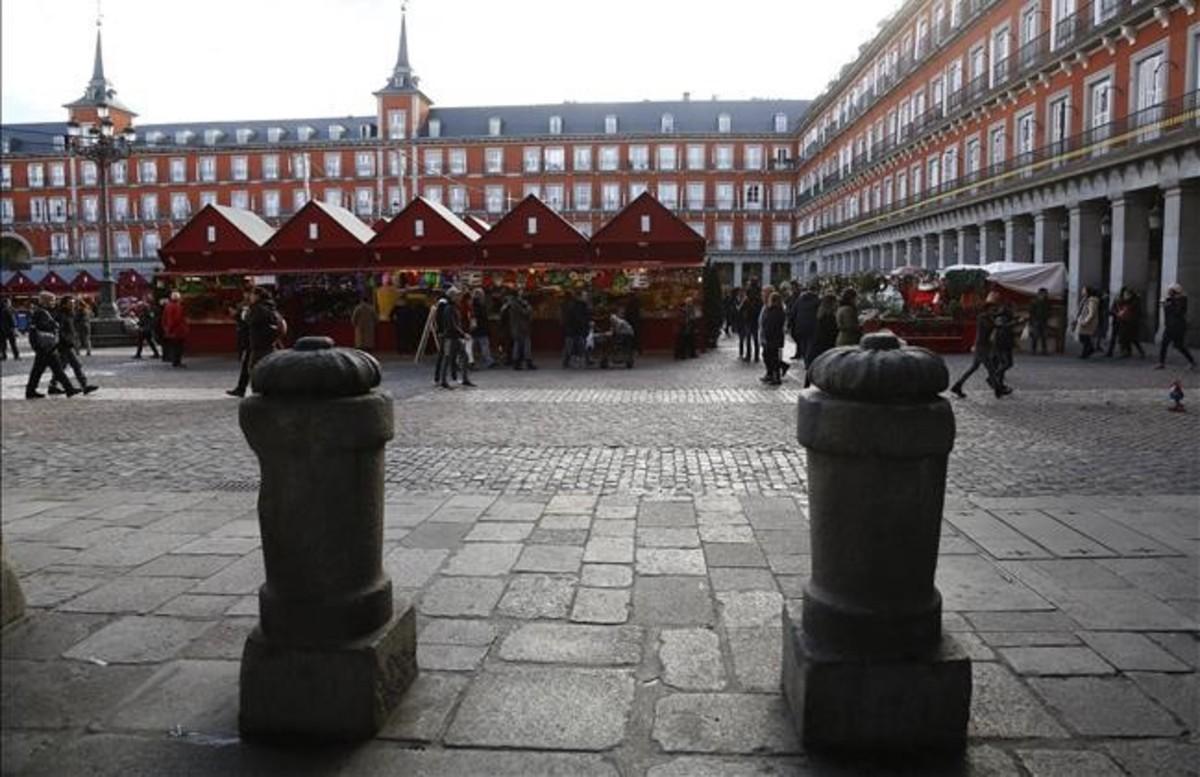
[367,196,482,353]
[69,270,101,297]
[860,266,973,353]
[944,261,1069,352]
[157,203,277,351]
[1,270,39,303]
[589,192,706,351]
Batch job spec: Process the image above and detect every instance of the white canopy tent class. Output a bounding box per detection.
[940,262,1066,297]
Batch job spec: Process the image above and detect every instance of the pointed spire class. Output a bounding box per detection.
[89,24,107,92]
[65,13,136,116]
[387,2,417,91]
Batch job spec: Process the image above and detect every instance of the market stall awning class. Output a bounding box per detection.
[589,192,706,268]
[368,196,480,270]
[1,271,37,295]
[475,194,589,268]
[942,262,1066,296]
[70,270,101,292]
[263,200,375,273]
[159,204,276,275]
[117,268,150,294]
[39,270,70,292]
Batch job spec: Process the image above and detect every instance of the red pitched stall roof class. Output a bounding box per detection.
[371,218,390,233]
[39,270,70,292]
[368,196,480,270]
[2,271,37,295]
[263,200,375,273]
[159,204,276,275]
[590,192,706,268]
[465,215,490,233]
[475,195,589,269]
[70,270,101,292]
[117,268,150,294]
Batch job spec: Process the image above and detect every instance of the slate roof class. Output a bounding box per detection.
[2,98,809,155]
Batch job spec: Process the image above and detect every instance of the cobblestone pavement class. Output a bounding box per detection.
[1,340,1197,776]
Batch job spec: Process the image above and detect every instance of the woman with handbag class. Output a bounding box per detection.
[25,292,79,399]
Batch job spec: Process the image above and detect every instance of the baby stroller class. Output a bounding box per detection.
[596,314,635,369]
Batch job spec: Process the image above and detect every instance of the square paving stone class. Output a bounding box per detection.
[539,514,592,531]
[106,659,239,732]
[659,628,726,690]
[445,666,634,750]
[981,632,1081,647]
[592,520,636,538]
[62,615,212,664]
[968,662,1067,738]
[637,548,707,576]
[417,643,488,671]
[180,618,257,660]
[938,556,1054,612]
[571,588,630,624]
[19,572,110,608]
[1053,589,1197,631]
[3,543,78,574]
[133,554,237,579]
[581,564,633,588]
[527,528,590,546]
[717,590,783,629]
[384,547,448,589]
[1104,740,1200,777]
[341,747,618,776]
[0,612,111,660]
[442,543,523,577]
[652,693,799,754]
[697,511,750,527]
[709,568,779,593]
[0,731,62,776]
[1,660,156,729]
[482,497,549,522]
[513,544,583,573]
[755,531,809,555]
[1028,676,1185,736]
[155,594,236,619]
[1148,632,1200,669]
[170,537,259,556]
[637,528,701,548]
[545,494,598,514]
[384,498,444,527]
[645,756,810,777]
[699,525,756,544]
[583,537,634,564]
[378,672,469,742]
[638,501,697,527]
[1078,631,1191,672]
[189,554,264,596]
[1015,749,1125,777]
[499,623,642,665]
[401,522,472,550]
[1127,671,1198,731]
[419,577,505,617]
[418,618,496,646]
[58,576,196,615]
[498,574,576,619]
[463,522,534,543]
[633,577,715,626]
[705,543,767,568]
[966,611,1079,632]
[999,646,1115,676]
[726,627,782,691]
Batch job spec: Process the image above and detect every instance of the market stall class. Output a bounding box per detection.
[70,270,101,297]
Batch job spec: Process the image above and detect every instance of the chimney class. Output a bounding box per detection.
[682,91,690,102]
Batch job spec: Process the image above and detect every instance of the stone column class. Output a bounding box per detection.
[957,226,980,265]
[1033,210,1065,264]
[923,234,940,270]
[238,337,416,741]
[1005,216,1032,262]
[939,231,958,269]
[980,222,1003,263]
[1160,182,1200,345]
[784,332,970,754]
[881,243,893,272]
[732,261,744,289]
[1110,194,1150,340]
[910,237,924,269]
[895,240,908,268]
[1068,201,1104,313]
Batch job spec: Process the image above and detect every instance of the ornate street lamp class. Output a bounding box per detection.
[64,106,136,322]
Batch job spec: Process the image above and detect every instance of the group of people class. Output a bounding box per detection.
[18,292,99,399]
[724,278,862,385]
[1073,283,1194,370]
[128,292,190,368]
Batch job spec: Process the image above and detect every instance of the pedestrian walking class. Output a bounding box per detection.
[761,291,787,385]
[133,295,160,359]
[1155,284,1196,370]
[161,291,189,367]
[723,288,737,337]
[351,297,377,351]
[47,296,98,395]
[1095,289,1111,354]
[950,292,1005,398]
[675,296,698,360]
[804,293,838,388]
[835,288,861,346]
[562,290,589,368]
[741,277,762,363]
[990,297,1019,395]
[1074,286,1101,359]
[0,298,20,360]
[435,288,473,388]
[1106,287,1146,358]
[74,298,93,356]
[24,292,78,399]
[789,284,819,361]
[228,287,284,397]
[470,288,495,368]
[1028,287,1051,355]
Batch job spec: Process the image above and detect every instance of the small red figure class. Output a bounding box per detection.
[1168,380,1185,412]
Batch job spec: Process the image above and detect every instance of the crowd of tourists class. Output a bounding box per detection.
[1072,283,1194,370]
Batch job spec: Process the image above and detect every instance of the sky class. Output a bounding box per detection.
[2,0,901,126]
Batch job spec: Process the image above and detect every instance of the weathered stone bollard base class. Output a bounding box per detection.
[1,548,26,628]
[239,604,417,742]
[782,616,971,755]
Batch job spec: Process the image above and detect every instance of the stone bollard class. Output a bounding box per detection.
[1,537,26,628]
[237,336,416,741]
[783,331,970,755]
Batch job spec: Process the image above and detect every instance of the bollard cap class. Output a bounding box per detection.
[808,330,949,402]
[251,336,382,398]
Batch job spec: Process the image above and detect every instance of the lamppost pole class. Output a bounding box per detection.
[65,109,134,322]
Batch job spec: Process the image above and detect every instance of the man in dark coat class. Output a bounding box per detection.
[24,292,78,399]
[227,288,281,397]
[0,298,19,360]
[761,292,787,385]
[740,278,762,363]
[48,297,98,395]
[789,285,820,362]
[950,292,1006,399]
[435,288,473,388]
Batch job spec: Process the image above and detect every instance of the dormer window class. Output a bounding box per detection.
[640,214,651,233]
[549,115,563,135]
[428,119,441,138]
[526,216,538,235]
[414,218,425,238]
[358,123,376,139]
[236,128,255,144]
[267,127,285,143]
[298,126,316,141]
[206,225,217,243]
[53,136,66,151]
[773,113,788,133]
[144,130,164,147]
[488,117,502,136]
[308,222,319,240]
[328,124,346,140]
[204,129,224,145]
[661,114,674,133]
[604,115,618,134]
[174,130,194,145]
[718,113,732,133]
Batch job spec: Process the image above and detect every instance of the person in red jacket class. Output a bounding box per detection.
[161,291,190,368]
